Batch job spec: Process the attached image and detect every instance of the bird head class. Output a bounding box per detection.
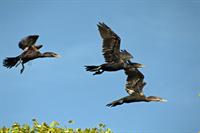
[146,96,167,102]
[43,52,61,58]
[120,50,133,60]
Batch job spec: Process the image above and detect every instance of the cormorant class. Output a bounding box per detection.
[85,22,136,75]
[106,92,167,107]
[107,63,167,107]
[3,35,60,74]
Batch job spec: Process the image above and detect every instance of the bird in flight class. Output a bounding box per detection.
[107,63,167,107]
[3,35,60,74]
[85,22,140,75]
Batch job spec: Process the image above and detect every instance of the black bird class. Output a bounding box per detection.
[107,63,167,107]
[85,22,135,75]
[106,92,167,107]
[3,35,60,73]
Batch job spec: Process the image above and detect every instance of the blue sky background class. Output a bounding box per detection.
[0,0,200,132]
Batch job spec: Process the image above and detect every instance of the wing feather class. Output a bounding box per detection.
[97,22,121,63]
[125,67,145,95]
[18,35,39,50]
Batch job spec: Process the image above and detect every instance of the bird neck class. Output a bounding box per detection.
[40,52,53,58]
[127,94,147,102]
[145,97,152,102]
[145,96,161,102]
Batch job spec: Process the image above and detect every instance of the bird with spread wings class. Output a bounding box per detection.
[107,63,167,107]
[3,35,60,74]
[85,22,142,75]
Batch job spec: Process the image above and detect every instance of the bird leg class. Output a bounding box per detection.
[15,59,22,67]
[93,70,104,75]
[20,63,25,74]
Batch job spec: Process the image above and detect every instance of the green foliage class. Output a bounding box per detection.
[0,119,113,133]
[68,120,75,124]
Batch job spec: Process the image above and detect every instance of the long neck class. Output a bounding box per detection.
[124,94,147,103]
[145,97,152,102]
[145,96,161,102]
[39,52,53,58]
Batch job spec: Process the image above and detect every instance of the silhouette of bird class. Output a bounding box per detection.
[3,35,60,74]
[106,92,167,107]
[107,63,167,107]
[85,22,135,75]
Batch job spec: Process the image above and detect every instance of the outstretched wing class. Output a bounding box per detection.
[18,35,39,50]
[97,22,121,63]
[125,67,145,95]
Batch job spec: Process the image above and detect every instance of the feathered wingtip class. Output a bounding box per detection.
[97,22,110,29]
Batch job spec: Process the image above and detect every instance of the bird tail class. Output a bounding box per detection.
[84,65,104,75]
[3,56,20,69]
[85,65,101,71]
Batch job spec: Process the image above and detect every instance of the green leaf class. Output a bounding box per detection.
[68,120,75,124]
[0,120,113,133]
[98,123,106,128]
[50,121,59,128]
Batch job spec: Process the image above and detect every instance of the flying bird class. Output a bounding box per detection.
[107,63,167,107]
[106,92,167,107]
[85,22,135,75]
[3,35,60,74]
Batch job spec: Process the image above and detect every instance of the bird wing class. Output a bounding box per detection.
[125,67,145,95]
[18,35,39,50]
[97,22,121,63]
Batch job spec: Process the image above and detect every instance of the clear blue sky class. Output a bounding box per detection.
[0,0,200,132]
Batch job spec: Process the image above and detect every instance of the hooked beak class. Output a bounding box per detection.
[160,99,168,102]
[136,63,145,68]
[139,64,145,68]
[54,54,61,58]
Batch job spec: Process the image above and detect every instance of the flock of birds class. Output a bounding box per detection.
[3,22,167,107]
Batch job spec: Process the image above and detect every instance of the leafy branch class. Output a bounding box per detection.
[0,119,113,133]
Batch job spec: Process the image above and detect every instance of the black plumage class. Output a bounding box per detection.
[107,63,167,107]
[18,35,41,50]
[85,22,134,75]
[3,35,60,73]
[106,93,167,107]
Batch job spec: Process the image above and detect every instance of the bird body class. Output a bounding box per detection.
[107,64,167,107]
[85,60,125,75]
[107,93,167,107]
[3,35,60,73]
[85,22,134,75]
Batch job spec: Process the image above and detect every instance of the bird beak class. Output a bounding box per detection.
[160,99,168,102]
[139,64,145,68]
[55,54,61,58]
